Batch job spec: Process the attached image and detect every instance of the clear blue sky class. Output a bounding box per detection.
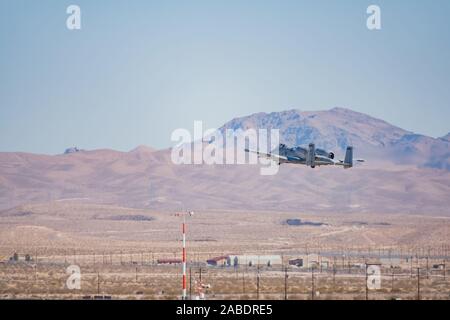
[1,0,449,154]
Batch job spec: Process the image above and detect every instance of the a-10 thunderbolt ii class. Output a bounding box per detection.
[245,143,364,169]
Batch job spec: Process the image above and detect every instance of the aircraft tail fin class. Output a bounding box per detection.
[307,143,315,168]
[343,146,353,168]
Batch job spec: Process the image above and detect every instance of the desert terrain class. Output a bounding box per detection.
[0,201,449,300]
[0,108,449,299]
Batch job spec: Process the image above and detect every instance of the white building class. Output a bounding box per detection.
[228,255,282,267]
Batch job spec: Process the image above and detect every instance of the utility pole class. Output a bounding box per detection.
[97,271,100,295]
[135,267,138,282]
[242,267,246,294]
[311,267,315,300]
[391,267,395,292]
[365,264,368,301]
[319,251,322,273]
[416,268,421,300]
[189,267,192,300]
[410,256,413,278]
[256,266,260,300]
[284,266,288,300]
[305,244,309,267]
[333,262,336,286]
[443,260,446,281]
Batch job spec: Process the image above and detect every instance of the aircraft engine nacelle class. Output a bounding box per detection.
[328,152,334,159]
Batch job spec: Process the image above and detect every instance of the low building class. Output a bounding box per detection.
[380,258,401,267]
[157,258,182,265]
[206,256,229,266]
[228,255,282,267]
[8,253,34,263]
[433,264,445,270]
[289,258,303,267]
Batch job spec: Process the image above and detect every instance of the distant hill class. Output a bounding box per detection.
[221,107,408,151]
[439,132,450,142]
[0,109,449,215]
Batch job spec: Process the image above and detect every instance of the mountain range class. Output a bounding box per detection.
[220,107,450,170]
[0,108,449,215]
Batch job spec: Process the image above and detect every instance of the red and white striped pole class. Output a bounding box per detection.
[176,211,194,300]
[182,216,187,299]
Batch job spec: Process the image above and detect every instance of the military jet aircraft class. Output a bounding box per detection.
[245,143,364,168]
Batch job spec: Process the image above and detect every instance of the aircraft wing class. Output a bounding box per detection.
[244,148,291,163]
[336,159,365,163]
